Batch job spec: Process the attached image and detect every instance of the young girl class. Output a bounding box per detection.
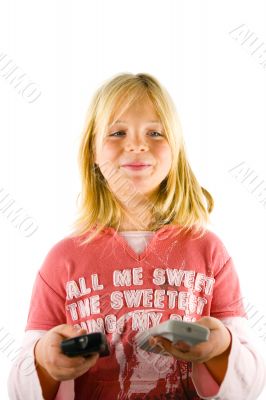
[8,72,266,399]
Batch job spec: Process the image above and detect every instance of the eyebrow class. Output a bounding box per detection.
[112,120,162,125]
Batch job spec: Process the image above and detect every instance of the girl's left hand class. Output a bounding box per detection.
[148,316,232,364]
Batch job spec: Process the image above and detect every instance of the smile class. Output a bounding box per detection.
[121,165,151,171]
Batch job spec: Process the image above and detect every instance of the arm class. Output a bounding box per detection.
[34,339,60,400]
[14,243,76,399]
[7,330,75,400]
[192,317,266,400]
[7,330,47,400]
[33,332,76,400]
[203,327,232,385]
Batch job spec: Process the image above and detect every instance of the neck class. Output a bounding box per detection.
[118,218,151,232]
[116,189,157,232]
[119,208,153,232]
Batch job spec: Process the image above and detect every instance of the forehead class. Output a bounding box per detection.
[109,98,161,127]
[112,119,162,126]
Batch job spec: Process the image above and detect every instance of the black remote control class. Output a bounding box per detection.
[61,332,110,358]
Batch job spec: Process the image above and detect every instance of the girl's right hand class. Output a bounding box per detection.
[34,324,100,381]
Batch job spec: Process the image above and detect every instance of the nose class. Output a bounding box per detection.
[124,135,149,152]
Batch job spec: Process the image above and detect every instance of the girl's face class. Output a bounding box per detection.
[94,96,172,199]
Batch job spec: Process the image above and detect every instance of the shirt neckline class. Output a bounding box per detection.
[105,224,181,261]
[105,224,178,235]
[118,231,154,235]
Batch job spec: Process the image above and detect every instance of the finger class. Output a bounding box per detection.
[76,331,87,336]
[52,345,99,368]
[195,316,220,331]
[71,328,88,338]
[52,324,87,339]
[152,337,209,362]
[156,340,193,360]
[150,337,185,358]
[50,352,100,374]
[151,337,190,353]
[175,341,191,352]
[50,358,96,381]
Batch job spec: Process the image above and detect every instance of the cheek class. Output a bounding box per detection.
[156,144,172,166]
[98,143,119,162]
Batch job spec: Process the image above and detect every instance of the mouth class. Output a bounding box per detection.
[121,165,151,170]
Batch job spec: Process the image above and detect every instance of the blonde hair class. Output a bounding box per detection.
[68,72,214,246]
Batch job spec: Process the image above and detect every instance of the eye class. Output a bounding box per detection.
[149,131,163,137]
[109,131,125,137]
[108,131,164,137]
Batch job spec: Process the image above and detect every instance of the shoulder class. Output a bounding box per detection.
[39,234,86,272]
[197,227,228,249]
[199,228,233,275]
[178,225,228,250]
[182,226,231,270]
[43,235,76,257]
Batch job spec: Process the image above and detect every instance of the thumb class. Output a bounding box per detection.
[69,326,88,338]
[194,316,216,330]
[195,316,228,333]
[52,324,87,339]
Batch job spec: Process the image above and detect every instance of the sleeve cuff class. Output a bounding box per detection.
[55,379,74,400]
[191,327,236,399]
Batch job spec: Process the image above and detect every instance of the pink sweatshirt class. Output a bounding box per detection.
[7,226,266,399]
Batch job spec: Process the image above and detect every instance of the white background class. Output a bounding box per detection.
[1,0,266,398]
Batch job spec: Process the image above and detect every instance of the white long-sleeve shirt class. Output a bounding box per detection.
[7,317,266,399]
[8,230,266,399]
